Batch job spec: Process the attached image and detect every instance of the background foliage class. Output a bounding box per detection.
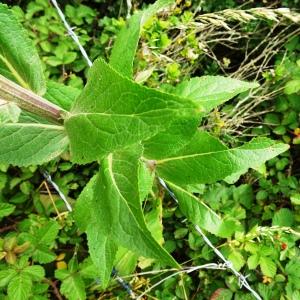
[0,0,300,299]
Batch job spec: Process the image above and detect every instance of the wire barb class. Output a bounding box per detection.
[194,225,262,300]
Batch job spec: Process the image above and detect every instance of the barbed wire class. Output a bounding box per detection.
[159,178,262,300]
[42,170,73,212]
[49,0,92,67]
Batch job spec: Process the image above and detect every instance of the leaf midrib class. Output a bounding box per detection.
[167,181,220,219]
[0,54,30,89]
[155,144,280,164]
[1,123,64,130]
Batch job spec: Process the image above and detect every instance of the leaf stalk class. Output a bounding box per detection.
[0,75,67,123]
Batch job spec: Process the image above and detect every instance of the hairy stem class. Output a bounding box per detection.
[0,75,67,122]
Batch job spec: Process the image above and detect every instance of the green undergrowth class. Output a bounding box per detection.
[0,0,299,299]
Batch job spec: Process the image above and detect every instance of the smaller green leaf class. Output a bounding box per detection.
[272,208,294,227]
[228,250,245,271]
[35,220,60,245]
[0,101,21,124]
[0,202,15,219]
[57,271,86,300]
[54,269,69,281]
[23,265,45,281]
[260,257,277,278]
[109,0,174,78]
[44,81,80,111]
[247,254,260,270]
[7,273,32,300]
[284,79,300,95]
[78,258,99,279]
[0,269,17,287]
[114,247,138,276]
[168,76,259,113]
[32,246,57,264]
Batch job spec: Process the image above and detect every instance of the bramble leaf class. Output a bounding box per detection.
[156,131,288,185]
[0,202,15,220]
[66,59,199,163]
[22,266,45,281]
[260,256,277,278]
[7,273,32,300]
[0,4,45,94]
[20,220,60,263]
[0,269,17,288]
[0,123,68,166]
[55,269,86,300]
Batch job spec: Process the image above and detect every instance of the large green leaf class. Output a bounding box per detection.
[156,131,288,185]
[167,76,259,113]
[0,4,45,94]
[166,182,222,235]
[144,76,257,159]
[66,59,199,163]
[0,123,68,166]
[143,117,199,159]
[75,175,117,287]
[109,0,174,78]
[75,145,178,286]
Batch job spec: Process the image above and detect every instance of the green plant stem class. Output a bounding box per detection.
[0,75,67,123]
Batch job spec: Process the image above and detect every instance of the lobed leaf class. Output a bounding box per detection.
[0,4,45,94]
